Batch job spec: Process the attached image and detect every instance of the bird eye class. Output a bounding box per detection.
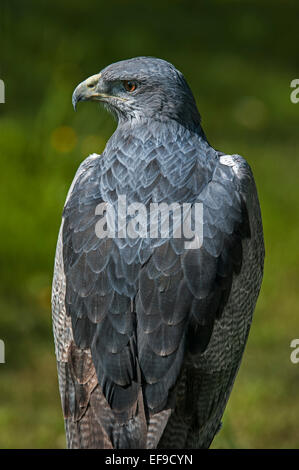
[123,81,137,92]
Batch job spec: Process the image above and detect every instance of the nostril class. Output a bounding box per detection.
[85,73,101,91]
[86,79,98,89]
[87,80,98,89]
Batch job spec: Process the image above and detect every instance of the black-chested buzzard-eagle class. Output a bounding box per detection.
[51,57,264,449]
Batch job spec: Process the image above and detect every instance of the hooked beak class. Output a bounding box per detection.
[72,73,102,110]
[72,72,128,110]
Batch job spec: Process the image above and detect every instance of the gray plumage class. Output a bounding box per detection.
[51,57,264,448]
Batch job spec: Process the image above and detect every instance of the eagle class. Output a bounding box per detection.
[51,57,264,449]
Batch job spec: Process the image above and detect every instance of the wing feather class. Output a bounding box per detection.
[52,127,264,449]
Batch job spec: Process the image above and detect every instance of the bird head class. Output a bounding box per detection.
[72,57,202,132]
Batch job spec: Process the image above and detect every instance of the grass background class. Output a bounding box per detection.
[0,0,298,448]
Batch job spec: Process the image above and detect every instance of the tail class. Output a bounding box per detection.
[89,385,147,449]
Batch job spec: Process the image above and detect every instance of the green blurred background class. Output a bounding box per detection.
[0,0,298,448]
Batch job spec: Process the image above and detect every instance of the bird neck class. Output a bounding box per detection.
[115,115,208,144]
